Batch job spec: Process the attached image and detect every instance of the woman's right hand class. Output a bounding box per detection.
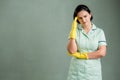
[69,17,78,39]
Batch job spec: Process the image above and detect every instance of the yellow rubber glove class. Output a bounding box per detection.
[68,52,88,59]
[69,17,78,39]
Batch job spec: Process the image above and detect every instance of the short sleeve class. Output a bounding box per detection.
[98,29,107,46]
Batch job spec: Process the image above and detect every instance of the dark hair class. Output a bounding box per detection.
[73,4,93,23]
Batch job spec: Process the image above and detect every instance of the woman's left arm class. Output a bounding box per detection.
[88,45,107,59]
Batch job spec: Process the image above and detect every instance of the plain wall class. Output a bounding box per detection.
[0,0,120,80]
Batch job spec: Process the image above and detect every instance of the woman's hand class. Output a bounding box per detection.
[69,17,78,39]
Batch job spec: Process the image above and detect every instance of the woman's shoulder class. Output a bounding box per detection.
[93,24,104,33]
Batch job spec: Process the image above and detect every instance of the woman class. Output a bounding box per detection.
[67,4,107,80]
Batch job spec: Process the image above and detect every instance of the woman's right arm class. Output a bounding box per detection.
[67,17,78,53]
[67,17,88,59]
[67,39,77,54]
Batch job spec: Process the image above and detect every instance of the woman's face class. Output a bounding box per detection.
[77,10,92,26]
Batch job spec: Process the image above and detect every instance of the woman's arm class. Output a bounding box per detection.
[67,45,106,59]
[67,39,77,54]
[67,17,78,53]
[88,45,107,59]
[67,39,88,59]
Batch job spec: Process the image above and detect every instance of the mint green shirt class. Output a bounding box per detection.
[67,24,107,80]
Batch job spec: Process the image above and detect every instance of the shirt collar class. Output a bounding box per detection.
[77,23,97,31]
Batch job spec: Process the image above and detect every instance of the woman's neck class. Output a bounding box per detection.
[82,23,92,33]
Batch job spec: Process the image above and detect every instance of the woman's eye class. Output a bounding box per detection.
[84,15,87,18]
[79,17,82,20]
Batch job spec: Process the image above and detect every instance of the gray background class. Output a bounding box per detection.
[0,0,120,80]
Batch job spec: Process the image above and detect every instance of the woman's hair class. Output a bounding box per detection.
[73,4,93,23]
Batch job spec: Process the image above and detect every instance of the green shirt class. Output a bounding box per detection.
[67,23,107,80]
[76,23,107,53]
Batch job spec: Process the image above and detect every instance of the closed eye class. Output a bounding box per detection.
[84,15,87,18]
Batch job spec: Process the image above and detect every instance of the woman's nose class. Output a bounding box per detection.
[82,18,86,22]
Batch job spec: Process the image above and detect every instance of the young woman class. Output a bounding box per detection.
[67,4,107,80]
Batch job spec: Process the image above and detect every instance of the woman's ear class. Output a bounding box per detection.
[90,13,92,17]
[90,12,93,20]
